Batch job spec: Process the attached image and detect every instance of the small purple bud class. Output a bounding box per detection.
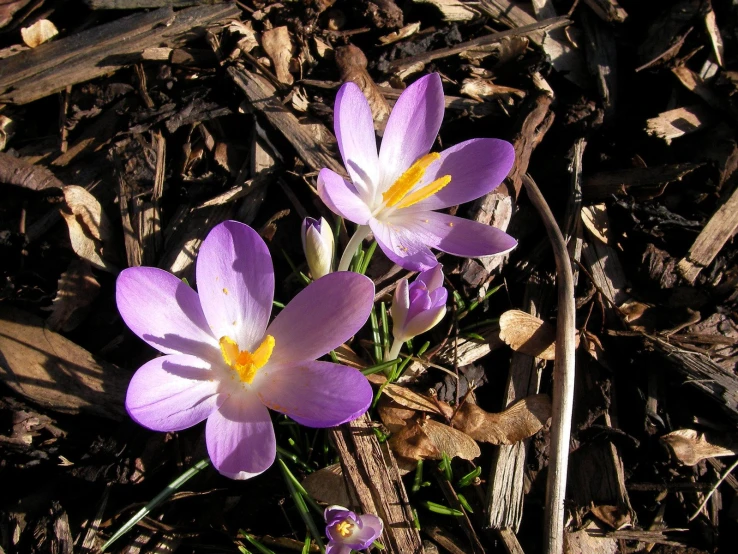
[391,264,447,342]
[301,217,334,279]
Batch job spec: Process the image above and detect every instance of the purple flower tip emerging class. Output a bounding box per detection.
[391,263,447,343]
[324,505,383,554]
[317,72,518,271]
[301,216,335,279]
[116,221,375,480]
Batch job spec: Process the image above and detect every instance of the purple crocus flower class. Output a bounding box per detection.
[325,505,383,554]
[318,73,517,272]
[116,221,374,479]
[389,264,447,359]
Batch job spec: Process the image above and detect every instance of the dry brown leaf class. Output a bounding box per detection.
[0,306,127,420]
[45,260,100,332]
[581,204,612,245]
[377,396,417,434]
[229,20,258,54]
[499,310,557,360]
[590,504,632,530]
[61,185,116,273]
[661,429,738,466]
[451,395,551,444]
[420,418,480,460]
[21,19,58,48]
[261,26,294,85]
[301,464,351,507]
[378,22,421,45]
[389,419,441,461]
[460,79,526,104]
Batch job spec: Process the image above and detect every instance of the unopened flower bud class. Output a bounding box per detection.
[301,217,334,279]
[391,264,447,343]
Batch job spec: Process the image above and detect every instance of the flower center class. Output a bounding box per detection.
[380,152,451,211]
[335,519,354,537]
[219,335,275,384]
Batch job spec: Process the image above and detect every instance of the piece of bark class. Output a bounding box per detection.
[581,9,617,121]
[486,277,549,531]
[479,1,586,87]
[637,0,700,70]
[413,0,478,22]
[585,528,690,547]
[0,306,127,420]
[330,415,423,554]
[645,105,713,144]
[0,151,64,190]
[672,65,734,118]
[461,90,554,285]
[704,1,724,66]
[335,44,390,131]
[677,182,738,283]
[229,67,343,174]
[582,0,627,23]
[386,15,571,72]
[0,4,240,105]
[86,0,220,7]
[584,163,700,201]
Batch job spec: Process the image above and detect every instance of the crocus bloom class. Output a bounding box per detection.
[318,73,517,272]
[302,216,335,279]
[116,221,374,479]
[325,505,383,554]
[391,264,447,345]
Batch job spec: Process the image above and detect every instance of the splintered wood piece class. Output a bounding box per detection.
[581,9,617,120]
[645,105,712,144]
[584,163,699,200]
[229,67,344,174]
[330,415,423,554]
[478,1,585,86]
[387,14,570,72]
[0,306,127,420]
[86,0,213,7]
[582,0,628,23]
[413,0,478,22]
[0,151,64,190]
[677,185,738,283]
[0,4,240,104]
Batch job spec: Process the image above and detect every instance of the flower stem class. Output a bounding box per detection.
[386,337,403,362]
[337,225,371,272]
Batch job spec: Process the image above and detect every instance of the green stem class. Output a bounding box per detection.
[337,225,371,272]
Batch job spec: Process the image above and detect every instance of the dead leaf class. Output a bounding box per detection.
[499,310,557,360]
[377,396,417,434]
[0,306,127,420]
[229,20,258,54]
[661,429,738,466]
[21,19,58,48]
[590,504,632,530]
[0,114,13,151]
[261,26,294,85]
[61,185,116,273]
[460,79,526,104]
[451,395,551,444]
[378,22,421,45]
[420,418,480,460]
[302,464,351,507]
[390,419,441,461]
[368,374,452,419]
[45,260,100,332]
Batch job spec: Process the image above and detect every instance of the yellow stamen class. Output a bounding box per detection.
[335,520,354,537]
[395,175,451,209]
[382,152,440,207]
[219,335,275,384]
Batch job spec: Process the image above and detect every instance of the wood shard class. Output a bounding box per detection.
[645,105,712,144]
[0,4,240,104]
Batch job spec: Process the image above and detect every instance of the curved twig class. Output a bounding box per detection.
[521,174,576,554]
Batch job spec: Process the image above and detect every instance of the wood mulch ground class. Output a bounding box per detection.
[1,1,737,553]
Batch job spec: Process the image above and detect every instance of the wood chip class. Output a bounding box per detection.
[45,260,101,332]
[645,105,712,144]
[412,0,478,21]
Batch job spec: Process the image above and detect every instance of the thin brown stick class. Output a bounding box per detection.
[520,175,576,554]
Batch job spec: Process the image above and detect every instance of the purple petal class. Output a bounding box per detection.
[397,211,517,259]
[116,267,219,359]
[206,394,276,480]
[196,221,274,352]
[266,272,374,366]
[391,279,410,332]
[126,354,223,432]
[429,287,448,308]
[404,138,515,212]
[406,290,432,321]
[348,514,384,549]
[325,506,354,526]
[369,218,438,271]
[256,361,371,427]
[416,264,444,290]
[326,544,352,554]
[378,74,444,187]
[317,169,373,225]
[404,304,446,338]
[334,82,380,199]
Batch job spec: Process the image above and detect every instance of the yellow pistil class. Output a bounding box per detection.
[395,175,451,209]
[382,153,441,207]
[335,520,354,537]
[219,335,275,384]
